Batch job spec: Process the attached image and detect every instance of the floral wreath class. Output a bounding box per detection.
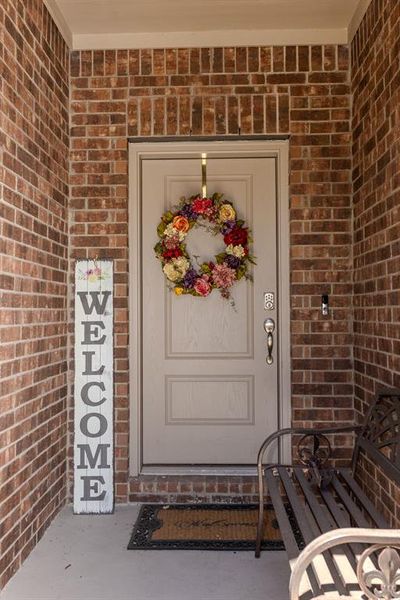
[154,193,255,302]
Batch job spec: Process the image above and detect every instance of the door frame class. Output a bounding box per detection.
[128,138,290,476]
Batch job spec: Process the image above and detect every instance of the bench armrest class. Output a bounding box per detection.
[257,425,362,470]
[289,527,400,600]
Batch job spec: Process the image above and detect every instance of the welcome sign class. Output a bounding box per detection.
[74,259,114,514]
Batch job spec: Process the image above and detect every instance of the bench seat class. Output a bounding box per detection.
[267,466,389,599]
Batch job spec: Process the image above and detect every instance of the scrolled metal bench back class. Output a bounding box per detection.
[352,389,400,486]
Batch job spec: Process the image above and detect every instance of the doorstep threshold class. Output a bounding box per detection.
[139,465,257,476]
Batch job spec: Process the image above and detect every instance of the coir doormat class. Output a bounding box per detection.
[128,503,295,551]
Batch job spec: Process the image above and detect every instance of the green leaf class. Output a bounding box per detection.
[162,211,174,224]
[215,253,226,264]
[237,265,249,280]
[154,242,163,254]
[157,222,166,237]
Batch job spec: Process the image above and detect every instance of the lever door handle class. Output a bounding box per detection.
[263,318,275,365]
[266,331,273,364]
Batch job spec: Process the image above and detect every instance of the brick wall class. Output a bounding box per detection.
[0,0,69,588]
[69,44,354,503]
[352,0,400,525]
[1,0,399,587]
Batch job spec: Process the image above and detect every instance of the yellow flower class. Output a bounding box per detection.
[174,287,184,295]
[219,203,236,222]
[226,243,245,258]
[88,274,97,283]
[163,257,190,282]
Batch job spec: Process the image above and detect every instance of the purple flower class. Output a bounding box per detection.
[221,220,236,235]
[225,255,241,269]
[180,204,196,220]
[183,268,198,289]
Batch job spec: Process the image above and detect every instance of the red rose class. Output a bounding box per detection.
[162,248,182,260]
[192,197,213,214]
[224,227,248,246]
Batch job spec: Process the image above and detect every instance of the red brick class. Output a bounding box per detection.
[0,0,69,589]
[65,42,355,517]
[352,0,400,525]
[5,7,385,584]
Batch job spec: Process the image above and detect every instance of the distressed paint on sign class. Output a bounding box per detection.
[74,260,114,514]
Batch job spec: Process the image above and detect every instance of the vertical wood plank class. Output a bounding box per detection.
[74,259,114,514]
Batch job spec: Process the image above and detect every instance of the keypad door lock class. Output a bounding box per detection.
[264,292,275,310]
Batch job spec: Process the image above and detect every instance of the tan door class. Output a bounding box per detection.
[141,154,278,465]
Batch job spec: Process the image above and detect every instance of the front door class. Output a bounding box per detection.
[131,141,289,469]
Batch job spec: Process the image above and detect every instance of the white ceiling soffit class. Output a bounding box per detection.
[44,0,373,50]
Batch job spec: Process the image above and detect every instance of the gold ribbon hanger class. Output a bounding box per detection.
[201,153,207,198]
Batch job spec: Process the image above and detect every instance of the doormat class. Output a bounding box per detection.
[128,504,297,551]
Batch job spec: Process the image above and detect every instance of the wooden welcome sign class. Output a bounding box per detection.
[74,259,114,514]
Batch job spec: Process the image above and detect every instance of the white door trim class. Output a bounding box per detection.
[128,139,290,476]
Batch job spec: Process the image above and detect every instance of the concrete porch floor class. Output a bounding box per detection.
[1,505,290,600]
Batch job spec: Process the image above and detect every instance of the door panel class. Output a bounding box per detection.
[141,156,277,465]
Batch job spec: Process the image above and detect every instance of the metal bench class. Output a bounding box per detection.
[255,389,400,600]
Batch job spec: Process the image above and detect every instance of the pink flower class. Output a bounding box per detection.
[203,205,218,220]
[194,276,212,297]
[192,197,213,214]
[164,234,181,249]
[211,263,236,289]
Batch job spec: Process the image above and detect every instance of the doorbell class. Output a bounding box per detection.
[321,294,329,317]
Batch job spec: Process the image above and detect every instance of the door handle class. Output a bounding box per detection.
[263,318,275,365]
